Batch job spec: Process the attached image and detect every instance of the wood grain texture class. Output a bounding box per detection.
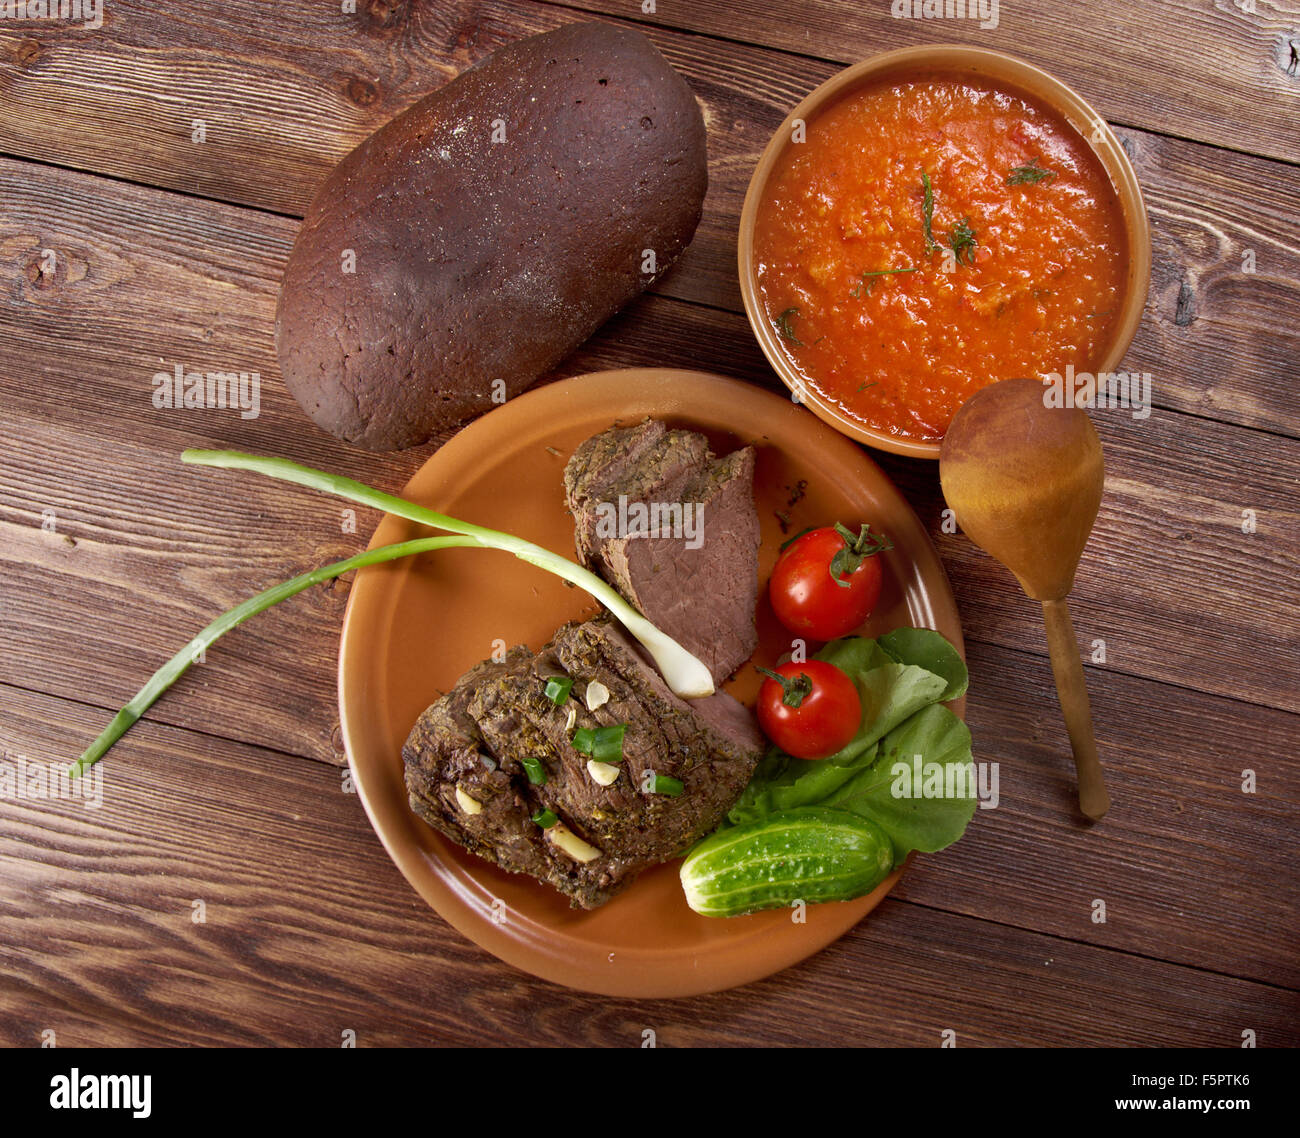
[0,154,1295,739]
[560,0,1300,165]
[894,639,1300,989]
[2,684,1296,1046]
[3,396,1296,985]
[1,5,1295,436]
[1,0,1298,1047]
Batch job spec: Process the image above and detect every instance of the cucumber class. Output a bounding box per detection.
[680,806,895,918]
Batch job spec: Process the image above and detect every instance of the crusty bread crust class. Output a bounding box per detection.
[276,22,709,450]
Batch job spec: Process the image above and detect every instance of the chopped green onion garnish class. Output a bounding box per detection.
[544,676,574,706]
[650,774,684,797]
[531,808,558,829]
[572,724,626,763]
[519,754,548,785]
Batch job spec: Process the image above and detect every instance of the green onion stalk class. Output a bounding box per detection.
[71,451,716,776]
[70,535,478,776]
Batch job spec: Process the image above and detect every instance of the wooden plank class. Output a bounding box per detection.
[0,421,370,765]
[0,161,776,764]
[2,684,1295,1046]
[895,639,1300,990]
[878,404,1300,717]
[2,7,1295,437]
[3,453,1296,988]
[0,0,769,316]
[1120,130,1300,436]
[558,0,1300,166]
[4,0,1297,216]
[0,0,550,215]
[4,330,1298,751]
[1,157,1296,726]
[1,0,1294,1049]
[7,369,1298,749]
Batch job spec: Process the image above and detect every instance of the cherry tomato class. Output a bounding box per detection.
[769,523,891,640]
[756,661,862,760]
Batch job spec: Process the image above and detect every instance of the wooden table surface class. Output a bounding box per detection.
[1,0,1297,1047]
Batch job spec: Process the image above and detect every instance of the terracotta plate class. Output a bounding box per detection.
[338,369,963,997]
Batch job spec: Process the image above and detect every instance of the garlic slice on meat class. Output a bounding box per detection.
[455,786,483,815]
[586,759,620,786]
[585,680,611,711]
[547,821,601,863]
[564,704,577,731]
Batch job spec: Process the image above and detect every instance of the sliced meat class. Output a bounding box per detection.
[402,618,763,909]
[564,419,711,565]
[563,419,761,683]
[403,649,556,885]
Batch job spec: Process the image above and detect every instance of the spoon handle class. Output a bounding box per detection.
[1041,599,1111,821]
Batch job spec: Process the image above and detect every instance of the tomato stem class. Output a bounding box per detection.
[828,521,893,587]
[756,666,812,709]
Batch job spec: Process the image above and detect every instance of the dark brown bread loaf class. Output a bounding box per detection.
[276,22,708,450]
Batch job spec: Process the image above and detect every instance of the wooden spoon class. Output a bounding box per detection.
[939,378,1110,821]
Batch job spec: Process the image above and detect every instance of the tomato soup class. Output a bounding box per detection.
[754,73,1128,442]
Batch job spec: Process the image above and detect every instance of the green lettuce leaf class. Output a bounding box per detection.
[725,748,786,825]
[726,630,977,858]
[853,662,948,747]
[877,627,969,701]
[820,704,977,855]
[727,742,878,825]
[813,636,948,765]
[815,636,894,677]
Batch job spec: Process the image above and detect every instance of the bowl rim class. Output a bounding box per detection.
[737,42,1153,460]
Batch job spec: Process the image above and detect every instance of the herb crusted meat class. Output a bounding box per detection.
[403,619,764,909]
[402,418,766,908]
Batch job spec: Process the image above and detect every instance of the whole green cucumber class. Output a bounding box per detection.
[680,807,895,917]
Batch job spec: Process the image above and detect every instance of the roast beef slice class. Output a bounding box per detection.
[564,421,761,683]
[402,619,763,909]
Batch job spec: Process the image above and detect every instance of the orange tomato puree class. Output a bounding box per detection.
[754,72,1128,442]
